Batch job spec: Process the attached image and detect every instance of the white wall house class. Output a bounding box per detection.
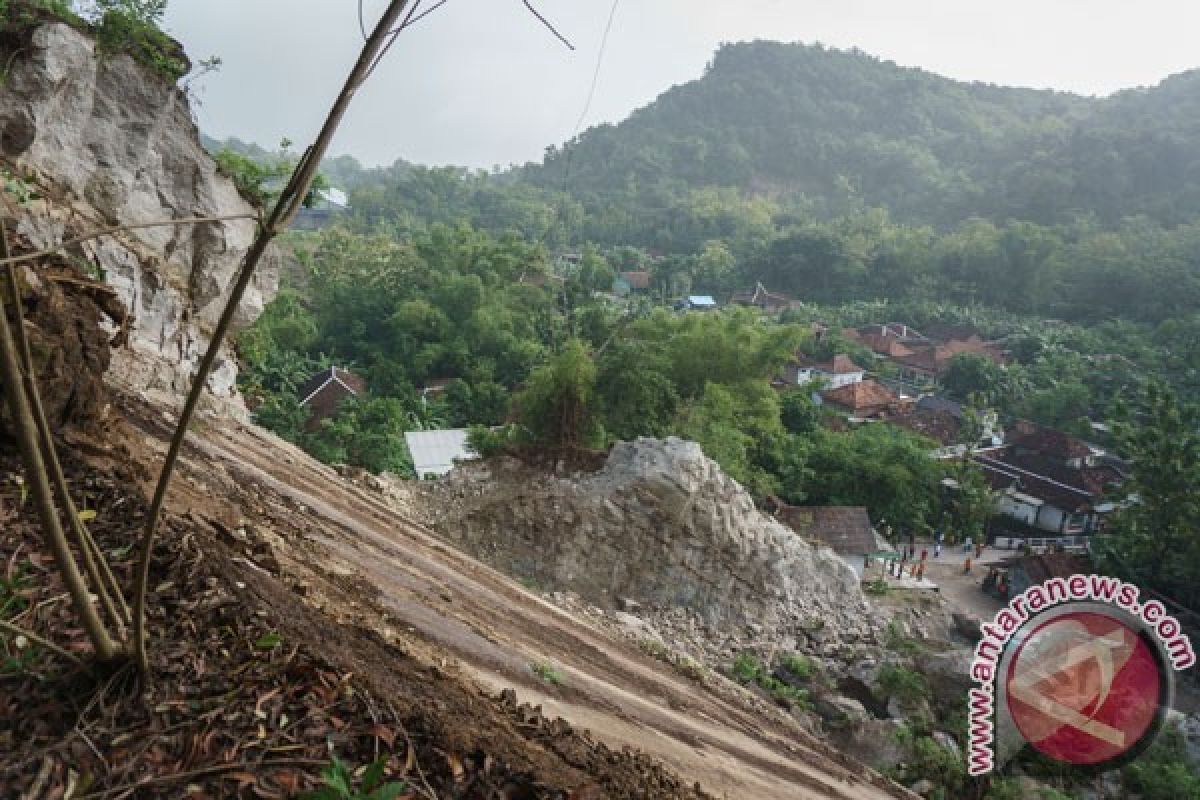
[787,354,865,388]
[404,429,479,478]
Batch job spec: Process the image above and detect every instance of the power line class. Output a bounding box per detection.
[521,0,576,50]
[571,0,620,137]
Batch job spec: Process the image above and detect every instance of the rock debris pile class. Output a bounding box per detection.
[418,438,878,654]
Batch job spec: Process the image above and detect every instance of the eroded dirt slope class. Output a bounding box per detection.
[119,398,913,800]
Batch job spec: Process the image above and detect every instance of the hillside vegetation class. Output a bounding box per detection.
[522,41,1200,228]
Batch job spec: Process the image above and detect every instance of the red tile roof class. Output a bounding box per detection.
[793,353,865,375]
[974,450,1123,512]
[619,271,651,290]
[821,379,898,413]
[1009,424,1094,459]
[892,338,1006,375]
[888,409,962,446]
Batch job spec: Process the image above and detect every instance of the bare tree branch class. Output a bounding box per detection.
[0,617,86,667]
[131,0,418,675]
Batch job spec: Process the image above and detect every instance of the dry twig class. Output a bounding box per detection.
[132,0,419,674]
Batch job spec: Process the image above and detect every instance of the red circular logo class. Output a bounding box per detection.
[1005,610,1165,766]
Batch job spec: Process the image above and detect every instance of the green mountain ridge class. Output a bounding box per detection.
[520,40,1200,228]
[208,41,1200,236]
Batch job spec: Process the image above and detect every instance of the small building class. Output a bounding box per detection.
[772,502,877,578]
[297,366,367,431]
[781,353,865,389]
[973,423,1123,547]
[518,270,565,289]
[613,271,651,296]
[291,187,350,230]
[890,337,1008,383]
[888,396,1004,448]
[731,282,797,312]
[844,323,927,357]
[819,379,907,419]
[418,378,455,404]
[888,408,964,447]
[404,429,479,478]
[686,295,718,311]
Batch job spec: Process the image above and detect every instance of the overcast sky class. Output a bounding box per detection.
[165,0,1200,170]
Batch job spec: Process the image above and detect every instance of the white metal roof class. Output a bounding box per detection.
[404,429,478,478]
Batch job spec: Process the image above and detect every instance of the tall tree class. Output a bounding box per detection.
[1098,386,1200,607]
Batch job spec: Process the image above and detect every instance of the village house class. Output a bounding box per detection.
[613,270,651,296]
[517,269,566,289]
[770,501,878,578]
[731,282,798,312]
[297,366,368,431]
[890,337,1008,384]
[779,353,865,389]
[843,323,927,358]
[819,379,909,419]
[888,395,1004,449]
[404,429,479,479]
[973,423,1123,548]
[290,187,350,230]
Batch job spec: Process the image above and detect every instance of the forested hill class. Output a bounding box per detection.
[519,41,1200,228]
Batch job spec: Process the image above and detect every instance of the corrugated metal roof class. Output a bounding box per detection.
[404,429,478,478]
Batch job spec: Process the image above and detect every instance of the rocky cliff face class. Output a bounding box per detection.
[418,438,875,648]
[0,22,279,403]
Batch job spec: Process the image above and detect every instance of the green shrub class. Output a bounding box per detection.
[731,653,764,684]
[90,1,189,82]
[467,424,519,458]
[877,663,930,708]
[884,620,922,656]
[730,653,811,708]
[780,653,814,681]
[864,578,891,595]
[1123,726,1200,800]
[530,661,564,686]
[886,734,969,800]
[302,755,408,800]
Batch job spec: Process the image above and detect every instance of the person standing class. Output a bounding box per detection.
[934,541,941,559]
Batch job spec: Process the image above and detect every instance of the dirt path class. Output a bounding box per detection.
[124,406,912,800]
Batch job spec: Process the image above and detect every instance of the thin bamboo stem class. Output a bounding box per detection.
[0,262,120,661]
[131,0,416,674]
[2,227,130,635]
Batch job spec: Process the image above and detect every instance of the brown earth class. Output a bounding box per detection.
[106,395,913,800]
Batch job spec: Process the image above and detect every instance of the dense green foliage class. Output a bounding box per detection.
[1122,726,1200,799]
[88,0,188,81]
[265,43,1200,328]
[1096,386,1200,607]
